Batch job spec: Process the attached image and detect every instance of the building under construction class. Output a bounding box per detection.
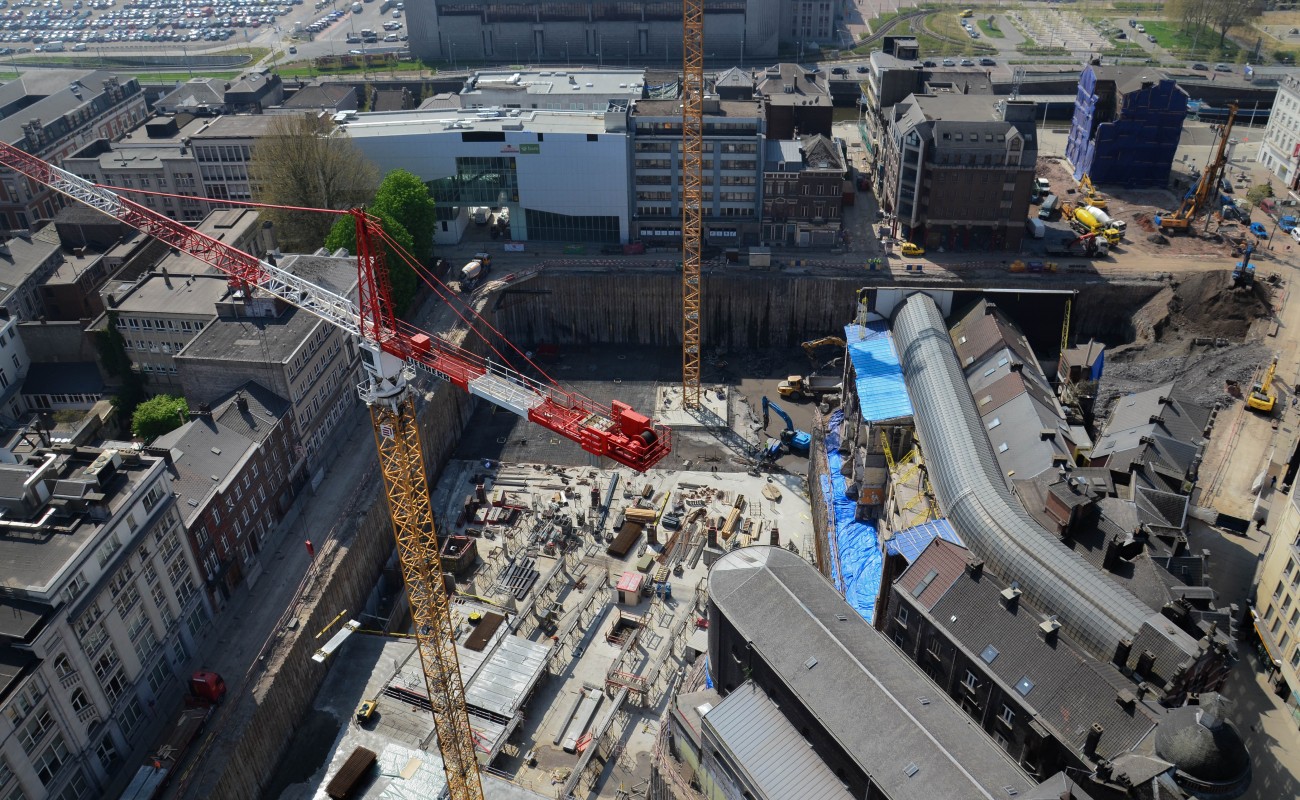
[1065,65,1189,187]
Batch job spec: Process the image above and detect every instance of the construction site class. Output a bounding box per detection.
[0,13,1295,800]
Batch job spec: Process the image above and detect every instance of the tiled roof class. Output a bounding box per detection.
[895,538,969,610]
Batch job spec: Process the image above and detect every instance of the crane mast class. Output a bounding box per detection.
[0,141,675,800]
[681,0,705,408]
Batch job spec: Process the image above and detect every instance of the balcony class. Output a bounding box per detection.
[58,670,81,691]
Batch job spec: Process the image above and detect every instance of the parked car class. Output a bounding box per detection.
[855,65,868,73]
[923,60,936,67]
[942,57,955,66]
[959,58,974,66]
[900,242,925,257]
[831,66,847,75]
[1147,34,1157,43]
[1214,63,1232,72]
[1192,62,1209,71]
[1115,31,1126,39]
[1250,222,1269,238]
[1128,18,1137,27]
[979,57,996,66]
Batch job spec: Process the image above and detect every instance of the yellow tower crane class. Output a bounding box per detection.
[681,0,705,408]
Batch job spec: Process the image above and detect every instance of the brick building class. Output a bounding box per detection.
[760,133,844,247]
[151,384,299,609]
[883,95,1038,251]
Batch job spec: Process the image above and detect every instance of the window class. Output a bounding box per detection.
[120,698,144,738]
[896,606,909,626]
[186,607,207,638]
[96,733,119,771]
[54,655,74,679]
[17,707,55,753]
[963,670,978,691]
[34,734,69,786]
[70,690,90,713]
[1000,705,1015,726]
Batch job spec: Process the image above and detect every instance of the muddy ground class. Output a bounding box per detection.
[1092,271,1279,423]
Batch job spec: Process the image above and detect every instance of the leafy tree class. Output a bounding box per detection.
[1211,1,1263,51]
[1245,183,1274,210]
[372,169,437,264]
[250,114,379,252]
[132,395,189,441]
[324,209,419,313]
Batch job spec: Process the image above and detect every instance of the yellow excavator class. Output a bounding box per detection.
[1247,358,1277,413]
[1080,174,1108,210]
[801,336,847,363]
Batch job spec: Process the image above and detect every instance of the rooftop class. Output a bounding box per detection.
[110,271,230,316]
[754,63,832,107]
[117,114,209,148]
[0,230,62,304]
[152,397,269,526]
[463,68,645,98]
[344,107,613,137]
[899,539,1166,762]
[190,114,282,140]
[20,363,104,397]
[845,322,913,423]
[0,446,163,595]
[709,546,1033,800]
[281,83,356,109]
[156,77,227,110]
[632,97,764,119]
[0,70,134,150]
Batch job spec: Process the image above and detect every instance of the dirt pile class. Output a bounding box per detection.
[1093,271,1276,419]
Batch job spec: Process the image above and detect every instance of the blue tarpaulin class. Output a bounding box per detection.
[844,323,913,423]
[885,519,964,564]
[819,409,883,623]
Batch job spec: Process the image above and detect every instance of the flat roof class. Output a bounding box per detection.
[845,322,913,423]
[0,231,61,300]
[709,546,1033,800]
[118,115,209,147]
[465,68,645,98]
[190,114,281,139]
[112,272,229,316]
[344,107,612,137]
[632,98,763,118]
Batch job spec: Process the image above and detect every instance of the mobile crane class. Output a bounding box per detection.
[1159,103,1238,233]
[0,143,672,800]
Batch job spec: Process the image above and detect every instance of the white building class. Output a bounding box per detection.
[344,106,633,243]
[0,444,208,800]
[459,69,645,112]
[1258,75,1300,187]
[0,307,31,421]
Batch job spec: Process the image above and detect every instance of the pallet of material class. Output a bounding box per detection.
[607,521,644,557]
[326,746,377,799]
[624,507,659,524]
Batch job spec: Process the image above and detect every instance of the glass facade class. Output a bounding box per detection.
[524,208,619,243]
[428,156,519,206]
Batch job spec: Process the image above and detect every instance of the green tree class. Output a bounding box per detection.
[249,114,379,252]
[1245,183,1274,210]
[373,169,437,264]
[132,395,189,441]
[324,209,419,313]
[1211,1,1263,51]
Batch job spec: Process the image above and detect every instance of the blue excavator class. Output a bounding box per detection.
[761,396,811,458]
[1232,242,1255,287]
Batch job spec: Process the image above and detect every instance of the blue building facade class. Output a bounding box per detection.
[1065,66,1187,187]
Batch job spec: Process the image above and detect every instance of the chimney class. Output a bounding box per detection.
[198,402,212,417]
[161,267,172,289]
[1009,361,1024,372]
[1135,649,1156,677]
[1083,722,1104,758]
[965,559,984,579]
[983,301,997,315]
[1113,637,1133,670]
[235,393,249,413]
[1000,584,1022,611]
[1102,534,1122,571]
[1038,616,1061,643]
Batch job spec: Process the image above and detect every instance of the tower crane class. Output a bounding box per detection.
[0,143,673,800]
[681,0,704,408]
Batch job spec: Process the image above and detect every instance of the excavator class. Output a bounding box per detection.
[1080,174,1108,210]
[1247,357,1277,414]
[1232,242,1256,287]
[1159,103,1238,233]
[801,336,847,365]
[761,396,811,457]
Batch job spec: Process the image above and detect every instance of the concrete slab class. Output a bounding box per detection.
[654,384,730,431]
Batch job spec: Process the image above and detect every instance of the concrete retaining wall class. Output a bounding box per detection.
[491,272,864,351]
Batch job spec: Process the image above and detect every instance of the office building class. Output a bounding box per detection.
[1258,75,1300,187]
[64,140,207,222]
[100,272,230,390]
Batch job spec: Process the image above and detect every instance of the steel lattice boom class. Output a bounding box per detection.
[0,141,672,472]
[680,0,705,408]
[371,397,483,800]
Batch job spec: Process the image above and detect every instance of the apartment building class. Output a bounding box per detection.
[152,385,299,610]
[883,94,1038,251]
[760,134,844,247]
[753,63,833,140]
[1258,74,1300,188]
[101,272,228,390]
[0,71,147,230]
[1254,479,1300,730]
[629,95,765,247]
[0,307,31,422]
[175,252,361,474]
[0,444,208,799]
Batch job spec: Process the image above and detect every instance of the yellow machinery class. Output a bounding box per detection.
[1161,103,1237,232]
[1080,174,1107,210]
[1248,358,1278,413]
[681,0,704,408]
[802,336,847,360]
